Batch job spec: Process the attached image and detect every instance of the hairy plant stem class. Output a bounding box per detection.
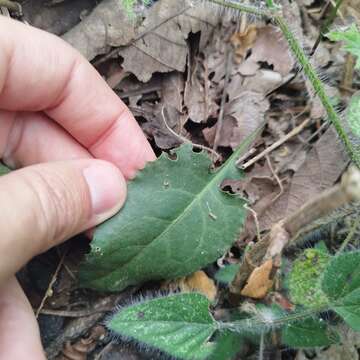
[219,304,329,334]
[206,0,360,168]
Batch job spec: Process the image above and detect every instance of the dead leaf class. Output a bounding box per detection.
[164,270,217,302]
[118,0,220,82]
[259,127,349,231]
[238,25,295,77]
[62,0,135,60]
[140,72,187,149]
[230,25,257,63]
[203,91,270,149]
[241,259,274,299]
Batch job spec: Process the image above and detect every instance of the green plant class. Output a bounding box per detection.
[108,251,360,359]
[75,1,360,359]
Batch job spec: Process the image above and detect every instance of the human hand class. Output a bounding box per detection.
[0,17,155,358]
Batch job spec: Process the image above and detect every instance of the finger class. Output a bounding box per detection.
[0,159,126,283]
[0,111,91,168]
[0,18,155,178]
[0,277,45,359]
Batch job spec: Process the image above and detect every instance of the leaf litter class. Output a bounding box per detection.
[11,0,360,358]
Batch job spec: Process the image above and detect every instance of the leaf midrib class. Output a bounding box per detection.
[94,145,245,284]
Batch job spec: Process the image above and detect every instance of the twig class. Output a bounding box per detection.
[36,250,67,318]
[265,154,283,203]
[239,118,310,169]
[161,107,221,160]
[244,204,261,242]
[38,307,113,318]
[213,46,232,155]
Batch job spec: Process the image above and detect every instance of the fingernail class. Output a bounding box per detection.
[83,161,126,220]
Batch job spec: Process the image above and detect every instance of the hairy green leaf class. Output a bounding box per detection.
[327,24,360,69]
[288,249,330,308]
[282,318,339,348]
[214,264,240,284]
[332,288,360,331]
[80,132,259,290]
[322,251,360,301]
[108,293,217,360]
[322,251,360,330]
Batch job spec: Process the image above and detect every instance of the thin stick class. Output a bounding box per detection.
[213,46,232,155]
[161,107,221,160]
[38,307,112,318]
[35,251,66,318]
[239,118,310,169]
[244,204,261,242]
[265,154,283,203]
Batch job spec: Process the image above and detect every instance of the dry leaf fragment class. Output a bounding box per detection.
[164,270,217,302]
[240,259,274,299]
[119,0,220,82]
[230,25,258,63]
[62,0,135,60]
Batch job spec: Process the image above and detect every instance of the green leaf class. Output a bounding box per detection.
[0,163,10,176]
[80,128,260,291]
[322,251,360,330]
[322,251,360,301]
[209,330,244,360]
[332,288,360,331]
[327,24,360,69]
[108,293,217,360]
[214,264,240,284]
[288,249,330,308]
[282,317,339,348]
[347,92,360,138]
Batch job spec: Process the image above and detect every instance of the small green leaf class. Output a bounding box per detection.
[80,128,261,291]
[0,163,10,176]
[214,264,240,284]
[108,293,217,360]
[282,317,339,348]
[288,249,330,308]
[347,92,360,138]
[327,24,360,69]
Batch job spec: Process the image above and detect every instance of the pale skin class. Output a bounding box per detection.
[0,17,155,358]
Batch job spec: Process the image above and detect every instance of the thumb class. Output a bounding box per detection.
[0,159,126,283]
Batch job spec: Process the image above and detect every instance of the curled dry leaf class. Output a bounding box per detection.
[164,270,217,302]
[240,259,274,299]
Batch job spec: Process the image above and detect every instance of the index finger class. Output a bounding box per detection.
[0,17,155,178]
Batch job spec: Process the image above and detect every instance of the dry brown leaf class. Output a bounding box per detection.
[119,0,220,82]
[164,270,217,302]
[230,25,257,63]
[141,72,187,149]
[259,127,349,231]
[203,91,269,149]
[240,259,274,299]
[238,25,295,77]
[62,0,135,60]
